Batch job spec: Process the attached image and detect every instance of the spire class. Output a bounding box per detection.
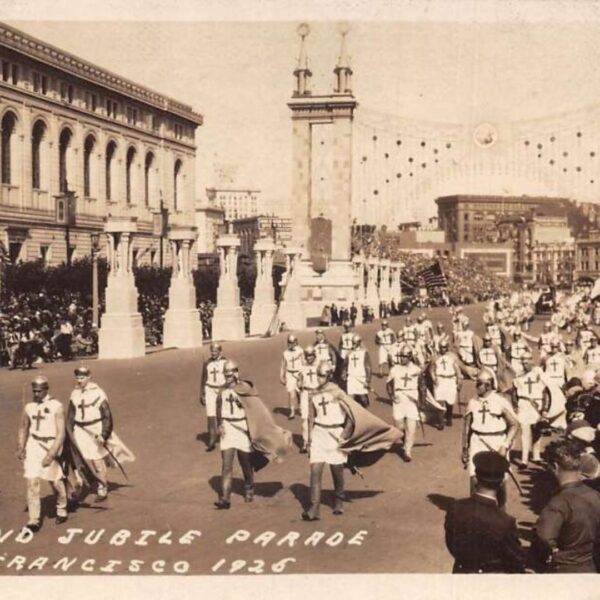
[334,22,353,95]
[293,23,312,97]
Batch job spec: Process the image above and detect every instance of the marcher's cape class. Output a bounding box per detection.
[322,383,403,470]
[235,380,293,471]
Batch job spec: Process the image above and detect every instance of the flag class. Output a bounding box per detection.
[418,261,447,289]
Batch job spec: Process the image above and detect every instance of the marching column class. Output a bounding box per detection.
[249,238,277,335]
[163,226,203,348]
[365,256,379,310]
[278,246,305,330]
[212,233,246,341]
[98,217,146,359]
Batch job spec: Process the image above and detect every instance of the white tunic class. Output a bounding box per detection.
[544,353,567,385]
[219,388,251,452]
[478,347,499,372]
[513,367,546,425]
[456,330,475,365]
[388,363,421,420]
[24,396,64,481]
[309,389,347,465]
[346,348,369,395]
[376,328,395,365]
[204,357,227,417]
[70,383,109,460]
[299,362,320,419]
[339,333,354,360]
[433,353,459,405]
[315,341,334,368]
[282,347,304,393]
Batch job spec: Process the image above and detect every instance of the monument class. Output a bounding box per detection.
[277,246,305,330]
[211,232,245,341]
[162,226,203,348]
[98,216,146,359]
[287,23,359,324]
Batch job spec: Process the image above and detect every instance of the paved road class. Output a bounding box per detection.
[0,305,553,575]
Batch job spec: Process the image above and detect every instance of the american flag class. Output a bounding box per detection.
[418,261,448,289]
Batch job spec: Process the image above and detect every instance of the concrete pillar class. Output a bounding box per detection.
[98,217,146,359]
[162,226,203,347]
[390,261,402,303]
[365,256,379,309]
[211,233,245,340]
[278,246,305,330]
[250,237,277,335]
[379,258,391,302]
[352,253,365,324]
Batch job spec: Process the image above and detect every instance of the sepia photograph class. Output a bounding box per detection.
[1,0,600,596]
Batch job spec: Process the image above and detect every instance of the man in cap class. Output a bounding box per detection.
[445,451,525,573]
[200,342,228,451]
[462,369,519,507]
[431,339,463,428]
[16,375,68,532]
[67,366,132,502]
[302,361,354,521]
[512,352,551,469]
[342,333,372,408]
[386,344,424,462]
[297,345,320,453]
[375,319,396,376]
[532,438,600,572]
[279,334,304,419]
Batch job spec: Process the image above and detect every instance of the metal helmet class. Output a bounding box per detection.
[352,333,362,347]
[287,334,298,346]
[304,344,316,357]
[400,344,413,357]
[210,342,222,354]
[439,339,449,350]
[476,369,495,386]
[31,375,49,389]
[223,360,239,377]
[382,319,389,328]
[316,361,334,378]
[483,334,492,344]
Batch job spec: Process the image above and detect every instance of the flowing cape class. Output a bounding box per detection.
[330,383,402,469]
[455,333,483,379]
[235,380,293,470]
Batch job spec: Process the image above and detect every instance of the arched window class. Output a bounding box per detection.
[174,159,183,211]
[144,152,154,207]
[31,120,46,189]
[126,146,136,205]
[1,112,17,184]
[105,140,117,200]
[59,128,73,193]
[83,134,96,198]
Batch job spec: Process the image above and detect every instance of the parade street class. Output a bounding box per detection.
[0,304,551,575]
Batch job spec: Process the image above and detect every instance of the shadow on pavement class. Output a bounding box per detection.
[207,476,283,499]
[426,493,456,513]
[288,483,383,510]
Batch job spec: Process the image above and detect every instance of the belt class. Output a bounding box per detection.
[223,417,246,422]
[287,370,299,374]
[437,374,456,378]
[32,433,56,442]
[74,418,102,427]
[518,397,542,402]
[472,429,507,436]
[314,421,344,429]
[206,383,223,388]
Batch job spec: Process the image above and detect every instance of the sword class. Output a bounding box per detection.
[476,434,524,496]
[99,438,129,481]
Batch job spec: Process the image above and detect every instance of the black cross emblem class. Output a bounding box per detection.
[549,359,559,373]
[31,410,45,431]
[209,365,220,382]
[478,402,490,425]
[306,368,316,384]
[290,354,300,369]
[79,402,87,420]
[524,376,536,395]
[225,393,238,415]
[440,357,448,370]
[318,395,329,416]
[351,353,360,368]
[401,372,412,388]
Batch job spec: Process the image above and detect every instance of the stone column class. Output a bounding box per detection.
[365,256,379,309]
[390,261,402,303]
[249,237,277,335]
[351,253,365,324]
[278,246,305,330]
[211,233,245,341]
[379,258,391,302]
[162,226,203,348]
[98,217,146,359]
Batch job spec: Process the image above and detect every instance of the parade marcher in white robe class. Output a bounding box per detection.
[279,334,304,419]
[375,320,396,376]
[297,346,320,453]
[17,375,68,532]
[200,342,227,451]
[67,366,134,503]
[462,370,519,508]
[431,341,463,429]
[342,333,372,408]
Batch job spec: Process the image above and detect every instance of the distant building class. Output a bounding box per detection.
[575,231,600,281]
[232,214,292,259]
[195,202,225,255]
[207,187,260,221]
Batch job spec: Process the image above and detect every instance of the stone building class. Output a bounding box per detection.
[232,214,292,259]
[0,22,202,266]
[206,186,260,221]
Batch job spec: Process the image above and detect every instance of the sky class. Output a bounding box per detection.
[8,8,600,217]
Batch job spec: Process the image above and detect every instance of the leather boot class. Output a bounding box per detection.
[331,465,345,515]
[445,403,453,426]
[206,417,218,451]
[303,467,322,520]
[244,483,255,503]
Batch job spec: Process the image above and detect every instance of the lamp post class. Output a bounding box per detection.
[91,232,100,329]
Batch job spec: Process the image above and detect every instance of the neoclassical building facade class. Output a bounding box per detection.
[0,22,202,266]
